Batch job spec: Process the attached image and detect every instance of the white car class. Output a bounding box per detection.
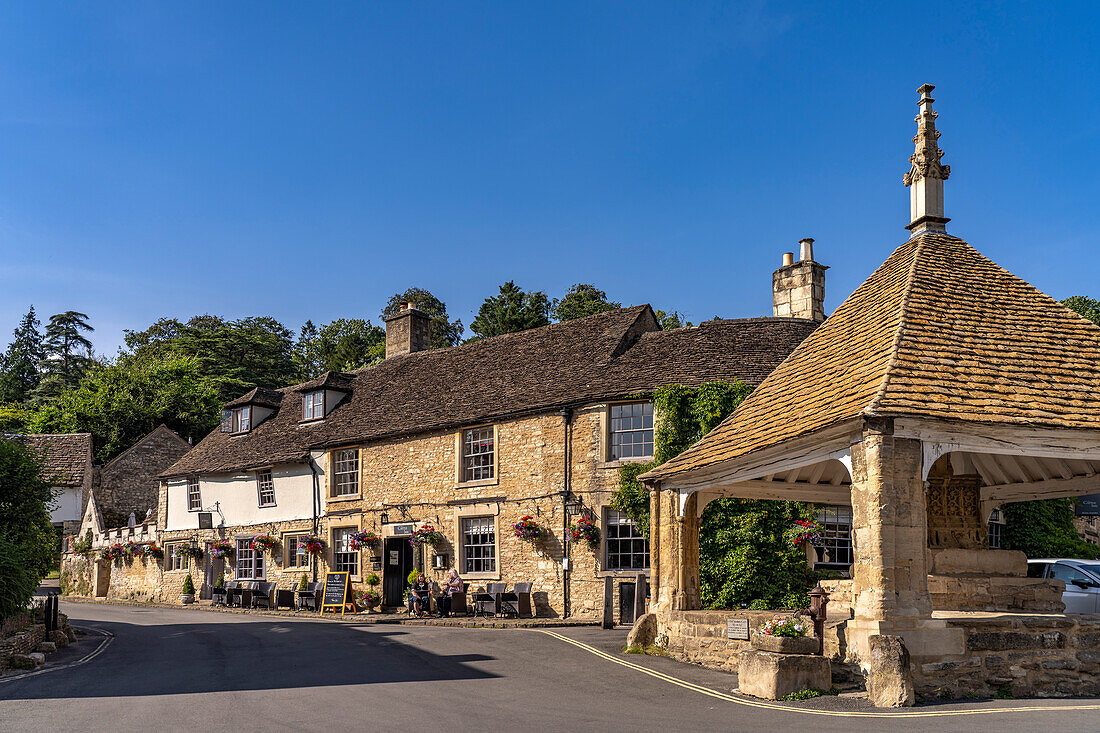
[1027,559,1100,613]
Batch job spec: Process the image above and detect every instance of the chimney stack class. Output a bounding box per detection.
[383,302,431,358]
[773,239,827,322]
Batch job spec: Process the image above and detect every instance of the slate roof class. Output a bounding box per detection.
[645,232,1100,483]
[294,371,355,393]
[224,387,283,409]
[162,306,818,477]
[21,433,93,487]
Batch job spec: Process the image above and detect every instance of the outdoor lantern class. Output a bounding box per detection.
[432,553,448,569]
[380,511,389,524]
[564,493,582,516]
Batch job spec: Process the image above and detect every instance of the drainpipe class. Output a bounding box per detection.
[560,407,572,618]
[309,455,321,583]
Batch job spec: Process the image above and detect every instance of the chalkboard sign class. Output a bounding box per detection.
[1076,494,1100,516]
[320,572,354,614]
[726,617,750,640]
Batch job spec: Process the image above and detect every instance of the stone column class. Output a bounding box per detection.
[650,487,701,612]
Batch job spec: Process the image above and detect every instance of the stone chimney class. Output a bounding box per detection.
[772,238,827,322]
[383,302,431,358]
[904,83,950,234]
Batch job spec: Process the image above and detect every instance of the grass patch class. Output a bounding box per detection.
[781,686,840,701]
[623,644,669,657]
[45,570,60,580]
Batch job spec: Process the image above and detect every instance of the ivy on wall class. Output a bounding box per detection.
[1004,498,1100,560]
[612,381,818,610]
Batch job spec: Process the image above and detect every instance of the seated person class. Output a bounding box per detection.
[437,568,463,617]
[408,573,432,617]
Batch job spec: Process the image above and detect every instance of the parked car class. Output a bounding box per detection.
[1027,559,1100,613]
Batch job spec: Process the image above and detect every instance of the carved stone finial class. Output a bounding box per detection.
[904,84,950,233]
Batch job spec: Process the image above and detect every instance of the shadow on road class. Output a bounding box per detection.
[0,617,499,700]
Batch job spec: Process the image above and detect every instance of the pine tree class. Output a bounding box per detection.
[469,281,551,340]
[0,306,44,403]
[37,311,95,398]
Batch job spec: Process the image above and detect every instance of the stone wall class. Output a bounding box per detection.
[914,614,1100,699]
[99,426,191,520]
[657,610,823,672]
[928,576,1064,613]
[0,622,45,672]
[60,555,94,597]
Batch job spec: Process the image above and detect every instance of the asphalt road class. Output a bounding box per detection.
[2,603,1100,733]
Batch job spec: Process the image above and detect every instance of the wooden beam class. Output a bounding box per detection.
[971,452,1011,486]
[1052,459,1075,480]
[786,466,802,484]
[693,480,851,512]
[806,461,828,486]
[998,454,1031,484]
[985,473,1100,503]
[1020,455,1052,482]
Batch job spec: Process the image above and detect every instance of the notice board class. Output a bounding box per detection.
[320,571,354,614]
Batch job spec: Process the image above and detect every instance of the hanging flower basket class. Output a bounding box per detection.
[138,542,164,559]
[410,523,444,547]
[301,536,326,555]
[787,519,825,548]
[512,515,546,544]
[567,516,600,551]
[349,530,380,551]
[122,541,141,559]
[209,540,233,559]
[175,544,204,561]
[249,534,279,553]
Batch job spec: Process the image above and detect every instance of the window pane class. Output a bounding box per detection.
[333,449,359,495]
[333,528,358,575]
[187,478,202,511]
[462,517,496,573]
[609,403,653,460]
[463,427,495,482]
[605,510,650,570]
[236,539,263,580]
[812,506,853,569]
[257,470,276,507]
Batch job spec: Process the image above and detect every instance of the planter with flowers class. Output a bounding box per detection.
[751,614,818,654]
[209,540,233,560]
[100,543,125,562]
[358,572,382,612]
[175,544,204,562]
[122,541,142,560]
[410,524,443,547]
[349,530,380,551]
[138,542,164,560]
[567,516,600,551]
[249,534,279,553]
[301,536,326,556]
[512,515,546,545]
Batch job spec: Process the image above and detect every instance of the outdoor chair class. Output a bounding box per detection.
[473,583,506,617]
[450,583,470,616]
[210,584,228,607]
[275,588,295,610]
[297,582,321,611]
[250,581,276,609]
[500,583,533,618]
[224,581,242,607]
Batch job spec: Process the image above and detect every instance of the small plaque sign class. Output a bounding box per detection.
[389,550,399,565]
[197,513,213,530]
[372,562,382,571]
[726,617,750,641]
[1076,494,1100,516]
[392,523,414,536]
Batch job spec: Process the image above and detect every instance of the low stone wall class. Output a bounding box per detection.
[0,622,45,672]
[928,575,1065,613]
[657,610,820,672]
[914,614,1100,699]
[62,552,189,604]
[60,555,94,597]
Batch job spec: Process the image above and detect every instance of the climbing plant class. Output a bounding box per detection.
[612,380,819,610]
[1003,498,1100,561]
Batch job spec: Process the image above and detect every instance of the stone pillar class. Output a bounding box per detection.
[650,487,701,612]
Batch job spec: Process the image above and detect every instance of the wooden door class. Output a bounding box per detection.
[383,538,413,607]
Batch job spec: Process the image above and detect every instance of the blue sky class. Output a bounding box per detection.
[1,2,1098,355]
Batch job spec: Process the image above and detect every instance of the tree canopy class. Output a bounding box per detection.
[383,288,463,348]
[551,283,621,322]
[468,281,551,340]
[0,437,57,620]
[36,310,94,400]
[1062,296,1100,327]
[0,306,43,403]
[294,318,386,378]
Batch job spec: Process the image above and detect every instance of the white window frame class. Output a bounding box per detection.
[332,449,360,497]
[283,533,309,569]
[187,478,202,511]
[302,391,324,421]
[461,426,495,483]
[988,508,1006,550]
[256,469,276,507]
[332,527,359,577]
[604,509,650,571]
[461,516,496,574]
[232,406,251,433]
[235,538,265,580]
[607,401,654,461]
[164,543,185,571]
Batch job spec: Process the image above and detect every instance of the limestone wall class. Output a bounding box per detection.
[657,610,823,672]
[915,614,1100,699]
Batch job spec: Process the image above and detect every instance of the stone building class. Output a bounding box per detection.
[20,433,94,533]
[96,425,192,526]
[150,294,821,614]
[641,84,1100,702]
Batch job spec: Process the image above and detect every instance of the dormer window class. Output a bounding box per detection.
[303,391,324,421]
[232,406,251,433]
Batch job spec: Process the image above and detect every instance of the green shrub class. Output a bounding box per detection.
[365,572,380,587]
[407,568,420,585]
[298,573,309,592]
[181,574,195,595]
[0,539,39,621]
[213,574,225,589]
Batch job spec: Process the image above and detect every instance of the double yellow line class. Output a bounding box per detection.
[533,628,1100,719]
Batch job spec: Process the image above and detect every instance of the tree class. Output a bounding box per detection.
[1003,498,1100,561]
[294,318,386,378]
[36,311,94,399]
[551,283,621,322]
[468,281,551,340]
[1062,296,1100,327]
[0,437,57,620]
[382,288,463,348]
[653,309,693,330]
[0,306,44,403]
[124,315,296,403]
[27,354,220,463]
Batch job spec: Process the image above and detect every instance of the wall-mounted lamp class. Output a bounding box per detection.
[432,553,448,569]
[564,493,583,516]
[380,511,389,524]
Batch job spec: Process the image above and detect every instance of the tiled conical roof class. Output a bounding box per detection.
[646,232,1100,482]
